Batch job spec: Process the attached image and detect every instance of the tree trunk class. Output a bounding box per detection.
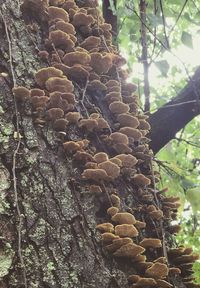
[0,1,197,288]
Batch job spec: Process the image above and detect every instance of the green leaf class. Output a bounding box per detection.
[181,31,193,48]
[154,60,170,77]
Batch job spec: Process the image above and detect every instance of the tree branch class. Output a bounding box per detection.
[149,67,200,154]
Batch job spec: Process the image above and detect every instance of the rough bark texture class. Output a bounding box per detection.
[149,68,200,154]
[102,0,117,40]
[0,1,197,288]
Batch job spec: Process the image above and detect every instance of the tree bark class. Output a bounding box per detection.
[102,0,118,40]
[149,68,200,154]
[0,1,195,288]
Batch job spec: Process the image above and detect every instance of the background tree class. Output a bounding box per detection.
[0,0,199,287]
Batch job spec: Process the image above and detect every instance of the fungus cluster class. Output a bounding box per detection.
[16,0,199,287]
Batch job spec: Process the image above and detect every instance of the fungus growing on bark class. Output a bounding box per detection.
[122,82,138,94]
[109,101,129,114]
[53,118,69,131]
[60,93,76,105]
[35,67,63,87]
[79,118,98,132]
[96,118,110,130]
[154,257,167,264]
[145,263,169,279]
[131,277,157,287]
[98,160,120,179]
[63,51,91,66]
[62,0,78,11]
[135,221,146,229]
[80,36,101,51]
[49,30,75,49]
[109,132,129,145]
[113,243,145,258]
[38,50,49,60]
[96,223,114,233]
[31,96,49,110]
[63,139,89,153]
[110,194,121,208]
[113,143,132,154]
[87,80,107,92]
[94,152,109,163]
[72,12,95,27]
[74,151,94,162]
[149,209,163,220]
[90,52,113,74]
[104,92,122,103]
[111,212,136,225]
[139,238,162,248]
[119,127,142,141]
[105,237,133,253]
[107,206,119,217]
[81,168,108,181]
[167,224,181,234]
[48,6,69,22]
[156,279,173,288]
[30,88,45,97]
[12,86,30,101]
[45,76,74,92]
[64,65,90,82]
[54,21,76,34]
[109,157,122,167]
[101,232,119,243]
[115,154,138,168]
[117,113,139,128]
[115,224,139,238]
[139,119,151,130]
[46,108,64,121]
[132,174,151,186]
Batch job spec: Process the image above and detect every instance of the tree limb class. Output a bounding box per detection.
[149,67,200,154]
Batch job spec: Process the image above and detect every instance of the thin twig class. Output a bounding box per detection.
[0,9,28,288]
[159,0,170,49]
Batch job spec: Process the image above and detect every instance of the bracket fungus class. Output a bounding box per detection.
[113,243,145,258]
[12,86,30,101]
[109,101,130,114]
[96,223,114,233]
[145,263,169,279]
[111,212,136,225]
[35,67,63,87]
[139,238,162,248]
[115,224,139,238]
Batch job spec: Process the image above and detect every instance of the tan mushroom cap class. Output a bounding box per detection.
[79,118,98,132]
[49,30,75,49]
[87,80,107,92]
[98,160,120,179]
[12,86,30,101]
[48,6,69,22]
[112,212,136,225]
[140,238,162,248]
[94,152,109,163]
[113,243,145,258]
[96,223,114,233]
[106,237,133,253]
[101,232,120,243]
[119,127,142,140]
[55,21,75,34]
[45,108,64,121]
[35,67,63,87]
[107,206,119,217]
[115,154,138,168]
[115,224,138,237]
[97,118,110,130]
[109,132,129,145]
[31,96,49,109]
[65,112,81,123]
[109,101,130,114]
[117,113,139,128]
[45,77,73,93]
[80,36,101,50]
[81,168,108,181]
[63,139,89,153]
[72,12,95,27]
[110,194,121,208]
[135,221,146,229]
[132,174,151,186]
[105,79,120,88]
[63,51,91,66]
[53,118,69,131]
[90,52,113,74]
[30,88,45,97]
[145,262,169,279]
[74,151,94,162]
[156,279,173,288]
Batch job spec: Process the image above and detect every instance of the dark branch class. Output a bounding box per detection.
[149,67,200,154]
[102,0,117,40]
